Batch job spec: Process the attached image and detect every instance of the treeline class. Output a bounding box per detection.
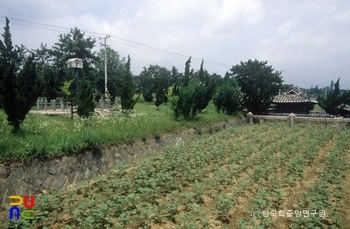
[1,18,349,132]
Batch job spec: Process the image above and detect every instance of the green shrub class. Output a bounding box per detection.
[77,79,95,118]
[213,80,242,115]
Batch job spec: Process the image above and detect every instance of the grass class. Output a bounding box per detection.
[1,124,348,228]
[311,104,325,113]
[0,101,241,164]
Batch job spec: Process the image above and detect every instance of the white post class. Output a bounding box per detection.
[289,113,295,127]
[60,100,64,111]
[247,112,253,124]
[99,98,104,111]
[107,99,111,109]
[53,99,56,111]
[99,35,110,98]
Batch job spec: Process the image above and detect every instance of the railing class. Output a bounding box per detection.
[34,98,119,112]
[246,112,350,130]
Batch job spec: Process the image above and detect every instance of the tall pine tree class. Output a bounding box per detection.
[0,18,43,132]
[318,78,350,115]
[77,78,95,118]
[121,55,139,116]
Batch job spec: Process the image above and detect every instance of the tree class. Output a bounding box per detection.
[0,18,43,132]
[153,66,170,110]
[49,28,98,88]
[143,88,153,102]
[183,56,192,87]
[41,65,57,101]
[192,60,216,114]
[213,77,242,115]
[61,79,74,98]
[120,55,139,116]
[169,57,200,120]
[169,58,195,120]
[170,82,195,120]
[231,59,283,114]
[135,66,155,94]
[170,66,182,86]
[77,78,95,118]
[317,78,350,115]
[95,47,125,98]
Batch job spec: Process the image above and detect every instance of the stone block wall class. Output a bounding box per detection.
[0,119,244,208]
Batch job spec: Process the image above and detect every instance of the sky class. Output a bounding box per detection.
[1,0,350,89]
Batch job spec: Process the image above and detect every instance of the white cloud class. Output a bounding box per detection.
[0,0,349,88]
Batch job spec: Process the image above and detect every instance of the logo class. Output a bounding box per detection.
[9,196,35,220]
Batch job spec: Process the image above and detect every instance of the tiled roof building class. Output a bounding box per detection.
[339,104,350,117]
[273,87,317,114]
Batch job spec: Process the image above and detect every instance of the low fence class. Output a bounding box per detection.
[246,112,350,130]
[35,97,119,111]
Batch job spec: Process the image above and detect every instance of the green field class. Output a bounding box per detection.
[0,102,239,164]
[1,123,349,228]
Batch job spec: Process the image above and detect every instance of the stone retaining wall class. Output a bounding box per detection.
[0,119,244,207]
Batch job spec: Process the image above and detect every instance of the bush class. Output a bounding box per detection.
[170,81,199,120]
[143,89,153,103]
[121,55,139,116]
[77,79,95,118]
[213,80,242,115]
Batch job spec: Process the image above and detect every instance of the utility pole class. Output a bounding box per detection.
[99,35,110,98]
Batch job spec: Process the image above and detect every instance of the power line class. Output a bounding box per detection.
[282,70,327,88]
[0,15,231,68]
[1,15,327,88]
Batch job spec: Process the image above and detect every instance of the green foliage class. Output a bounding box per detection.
[135,66,156,95]
[169,58,216,120]
[4,55,43,132]
[183,56,192,87]
[317,78,350,115]
[154,68,170,110]
[41,65,58,102]
[60,79,74,98]
[231,59,283,114]
[77,79,95,118]
[49,27,98,85]
[192,60,217,114]
[170,66,182,86]
[1,124,347,228]
[96,47,125,96]
[143,89,153,102]
[134,65,170,109]
[0,101,232,164]
[169,81,196,120]
[121,55,139,116]
[0,19,43,132]
[213,78,242,115]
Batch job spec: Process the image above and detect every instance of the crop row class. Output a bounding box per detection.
[2,124,348,228]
